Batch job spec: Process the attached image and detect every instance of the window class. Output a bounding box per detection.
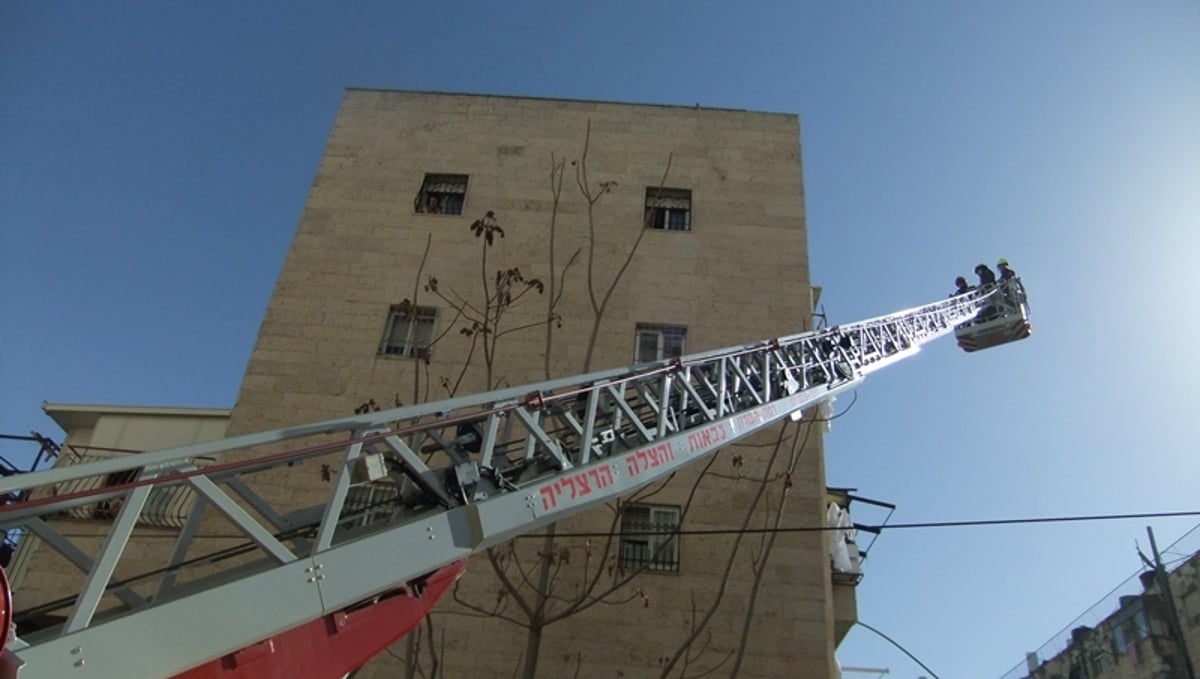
[343,481,400,528]
[94,468,139,519]
[415,173,468,215]
[645,187,692,231]
[1184,589,1200,625]
[619,504,680,572]
[1111,605,1151,657]
[635,323,687,363]
[380,305,438,358]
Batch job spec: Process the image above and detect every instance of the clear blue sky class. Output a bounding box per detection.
[2,2,1198,676]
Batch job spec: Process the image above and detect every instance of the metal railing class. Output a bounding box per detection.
[52,448,198,529]
[0,286,992,679]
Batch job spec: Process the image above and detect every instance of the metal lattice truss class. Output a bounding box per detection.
[0,288,993,678]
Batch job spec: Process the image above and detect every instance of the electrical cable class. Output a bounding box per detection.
[998,520,1200,678]
[515,510,1200,539]
[855,621,940,679]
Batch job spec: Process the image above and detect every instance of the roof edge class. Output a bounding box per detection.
[342,87,799,119]
[42,402,233,419]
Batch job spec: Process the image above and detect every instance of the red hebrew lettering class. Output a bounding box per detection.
[598,465,614,486]
[689,425,729,453]
[735,412,760,431]
[637,450,650,471]
[559,477,576,500]
[540,485,559,511]
[575,472,592,495]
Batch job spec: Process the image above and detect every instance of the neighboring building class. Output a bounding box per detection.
[8,404,230,616]
[16,91,859,677]
[1021,550,1200,679]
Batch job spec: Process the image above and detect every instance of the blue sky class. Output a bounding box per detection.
[2,2,1198,676]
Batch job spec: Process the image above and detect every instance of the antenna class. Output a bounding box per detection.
[841,668,890,678]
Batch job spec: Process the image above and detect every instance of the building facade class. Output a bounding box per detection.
[15,91,858,678]
[1021,550,1200,679]
[237,89,842,678]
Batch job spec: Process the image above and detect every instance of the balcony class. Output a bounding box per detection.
[828,488,896,646]
[52,447,199,529]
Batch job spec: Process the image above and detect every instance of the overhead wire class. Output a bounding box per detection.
[855,621,941,679]
[515,510,1200,540]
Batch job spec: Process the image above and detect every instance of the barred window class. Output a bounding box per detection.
[618,504,680,573]
[415,173,468,215]
[343,481,400,529]
[645,187,691,232]
[380,305,438,358]
[635,323,687,363]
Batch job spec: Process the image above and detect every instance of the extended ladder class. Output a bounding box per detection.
[0,286,996,678]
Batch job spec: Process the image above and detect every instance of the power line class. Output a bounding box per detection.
[57,510,1200,543]
[517,509,1200,539]
[997,520,1200,678]
[856,621,940,679]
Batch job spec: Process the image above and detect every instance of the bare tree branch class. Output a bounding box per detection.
[546,456,718,625]
[657,425,792,678]
[450,581,526,627]
[485,547,534,619]
[410,233,433,406]
[544,152,566,381]
[727,421,815,678]
[579,132,674,371]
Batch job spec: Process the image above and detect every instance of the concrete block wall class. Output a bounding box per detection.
[223,90,834,678]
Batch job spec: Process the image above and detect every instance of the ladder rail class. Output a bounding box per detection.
[0,286,996,678]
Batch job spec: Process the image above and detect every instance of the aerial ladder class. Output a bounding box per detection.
[0,280,1029,678]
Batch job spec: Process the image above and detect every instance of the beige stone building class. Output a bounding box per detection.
[15,91,858,678]
[8,404,231,623]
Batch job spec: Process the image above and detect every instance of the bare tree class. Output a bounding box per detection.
[542,153,569,382]
[725,421,818,677]
[432,122,679,679]
[647,411,828,679]
[575,120,673,372]
[356,210,559,679]
[424,211,549,392]
[380,121,789,679]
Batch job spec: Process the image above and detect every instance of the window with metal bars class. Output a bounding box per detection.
[415,173,468,215]
[634,323,687,363]
[380,305,438,359]
[618,504,680,573]
[343,482,400,528]
[644,187,691,231]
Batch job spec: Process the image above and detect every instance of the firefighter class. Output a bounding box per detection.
[997,258,1017,280]
[974,263,997,287]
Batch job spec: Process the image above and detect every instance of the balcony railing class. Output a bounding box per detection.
[54,447,198,529]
